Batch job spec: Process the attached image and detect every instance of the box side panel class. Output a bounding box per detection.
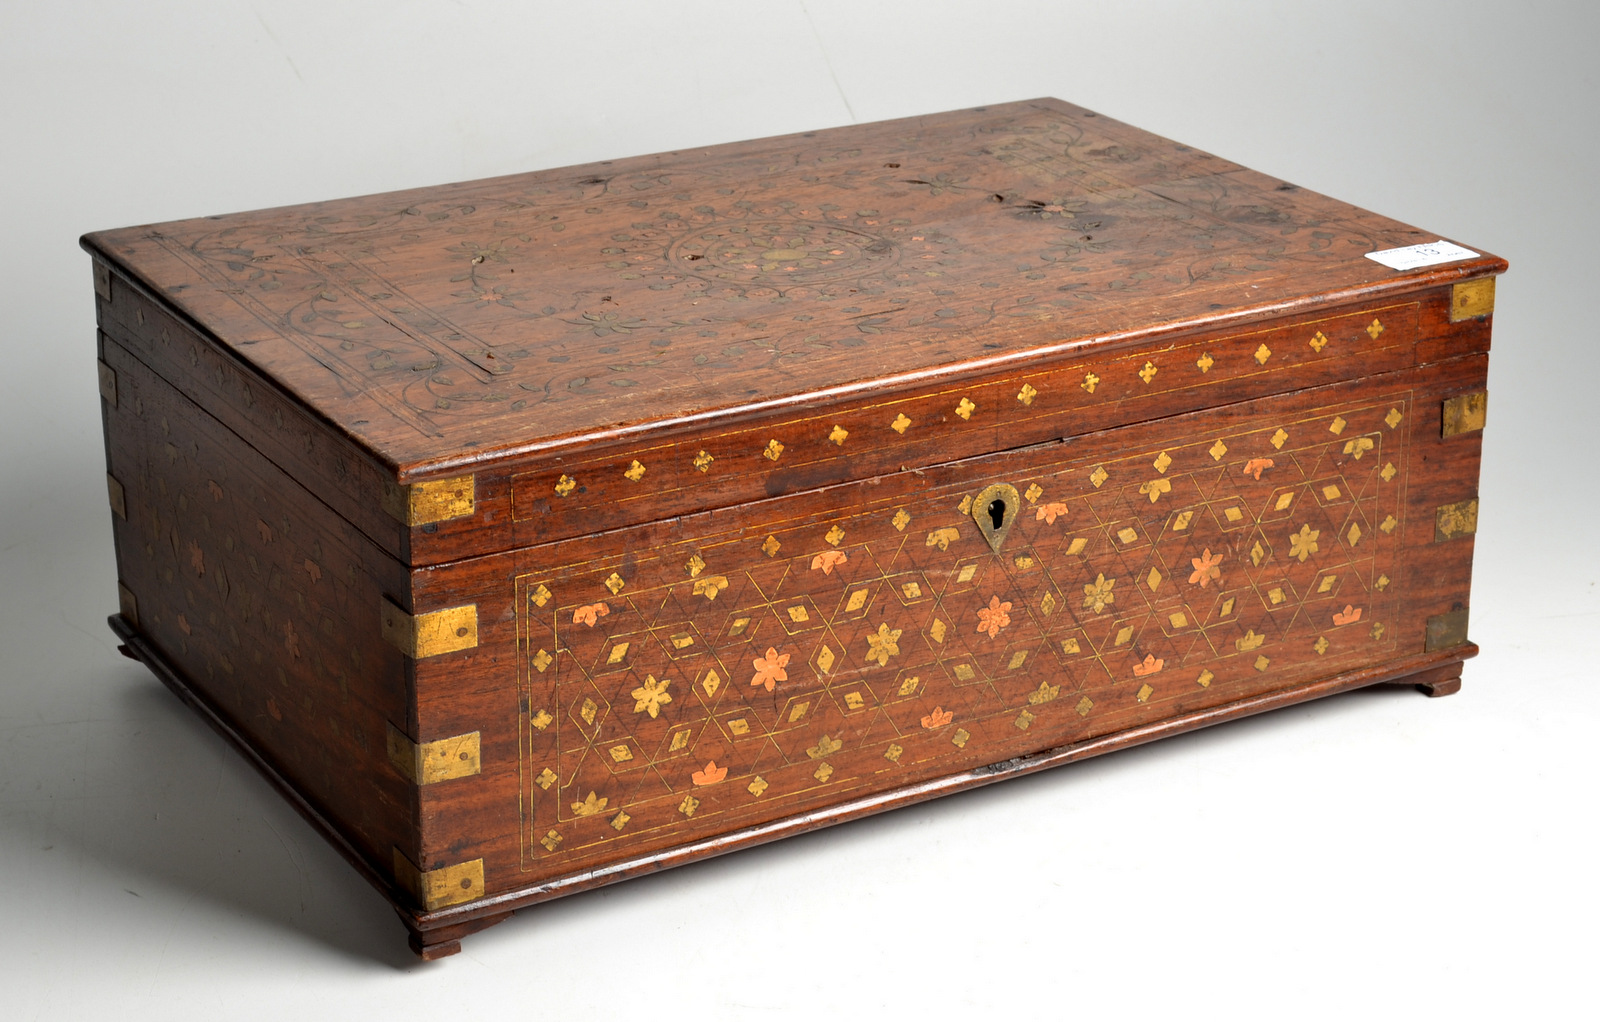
[402,354,1485,903]
[99,337,421,882]
[93,264,413,562]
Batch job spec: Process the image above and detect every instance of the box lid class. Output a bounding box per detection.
[84,98,1504,562]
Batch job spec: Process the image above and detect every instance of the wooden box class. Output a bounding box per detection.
[86,98,1502,958]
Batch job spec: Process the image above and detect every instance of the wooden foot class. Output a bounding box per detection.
[1416,675,1462,698]
[402,910,513,961]
[408,933,461,960]
[1377,662,1463,698]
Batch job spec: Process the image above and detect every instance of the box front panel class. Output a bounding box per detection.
[411,356,1484,898]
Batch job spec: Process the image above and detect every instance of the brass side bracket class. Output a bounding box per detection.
[392,849,485,911]
[386,723,482,784]
[380,598,479,658]
[1442,391,1487,437]
[382,475,476,527]
[1450,277,1496,322]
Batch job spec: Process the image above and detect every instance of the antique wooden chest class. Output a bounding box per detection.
[86,98,1503,958]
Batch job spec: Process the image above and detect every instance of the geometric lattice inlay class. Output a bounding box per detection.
[515,393,1408,870]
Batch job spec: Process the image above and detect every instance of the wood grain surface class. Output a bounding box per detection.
[82,98,1504,478]
[91,98,1501,957]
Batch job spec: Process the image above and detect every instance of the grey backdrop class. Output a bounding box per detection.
[3,2,1595,1017]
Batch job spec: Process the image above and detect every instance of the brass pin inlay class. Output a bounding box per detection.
[386,723,481,785]
[1442,392,1487,437]
[380,599,479,659]
[1451,277,1496,322]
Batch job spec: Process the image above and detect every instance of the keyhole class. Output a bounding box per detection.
[987,498,1008,531]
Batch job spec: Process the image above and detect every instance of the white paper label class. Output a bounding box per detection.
[1364,240,1479,271]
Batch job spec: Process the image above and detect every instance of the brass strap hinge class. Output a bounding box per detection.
[1450,277,1495,322]
[386,723,481,784]
[381,474,476,527]
[1434,498,1479,542]
[380,598,479,658]
[117,582,139,626]
[1425,609,1471,651]
[106,474,127,520]
[97,360,118,407]
[1442,391,1487,437]
[392,849,485,911]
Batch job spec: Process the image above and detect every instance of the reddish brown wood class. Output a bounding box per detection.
[88,98,1502,958]
[1381,661,1464,697]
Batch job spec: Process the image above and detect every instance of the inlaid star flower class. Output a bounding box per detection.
[1289,524,1321,563]
[1082,573,1116,614]
[1188,548,1223,587]
[976,595,1012,639]
[751,647,790,692]
[630,674,672,719]
[1035,502,1069,525]
[864,623,902,666]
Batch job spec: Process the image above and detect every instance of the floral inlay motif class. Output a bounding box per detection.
[1289,524,1321,563]
[751,648,790,692]
[864,623,902,666]
[976,595,1012,639]
[1082,573,1116,614]
[1189,548,1223,587]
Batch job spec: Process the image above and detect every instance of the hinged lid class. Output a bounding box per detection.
[83,98,1504,565]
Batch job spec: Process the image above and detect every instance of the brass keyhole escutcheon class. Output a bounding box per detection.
[971,483,1021,554]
